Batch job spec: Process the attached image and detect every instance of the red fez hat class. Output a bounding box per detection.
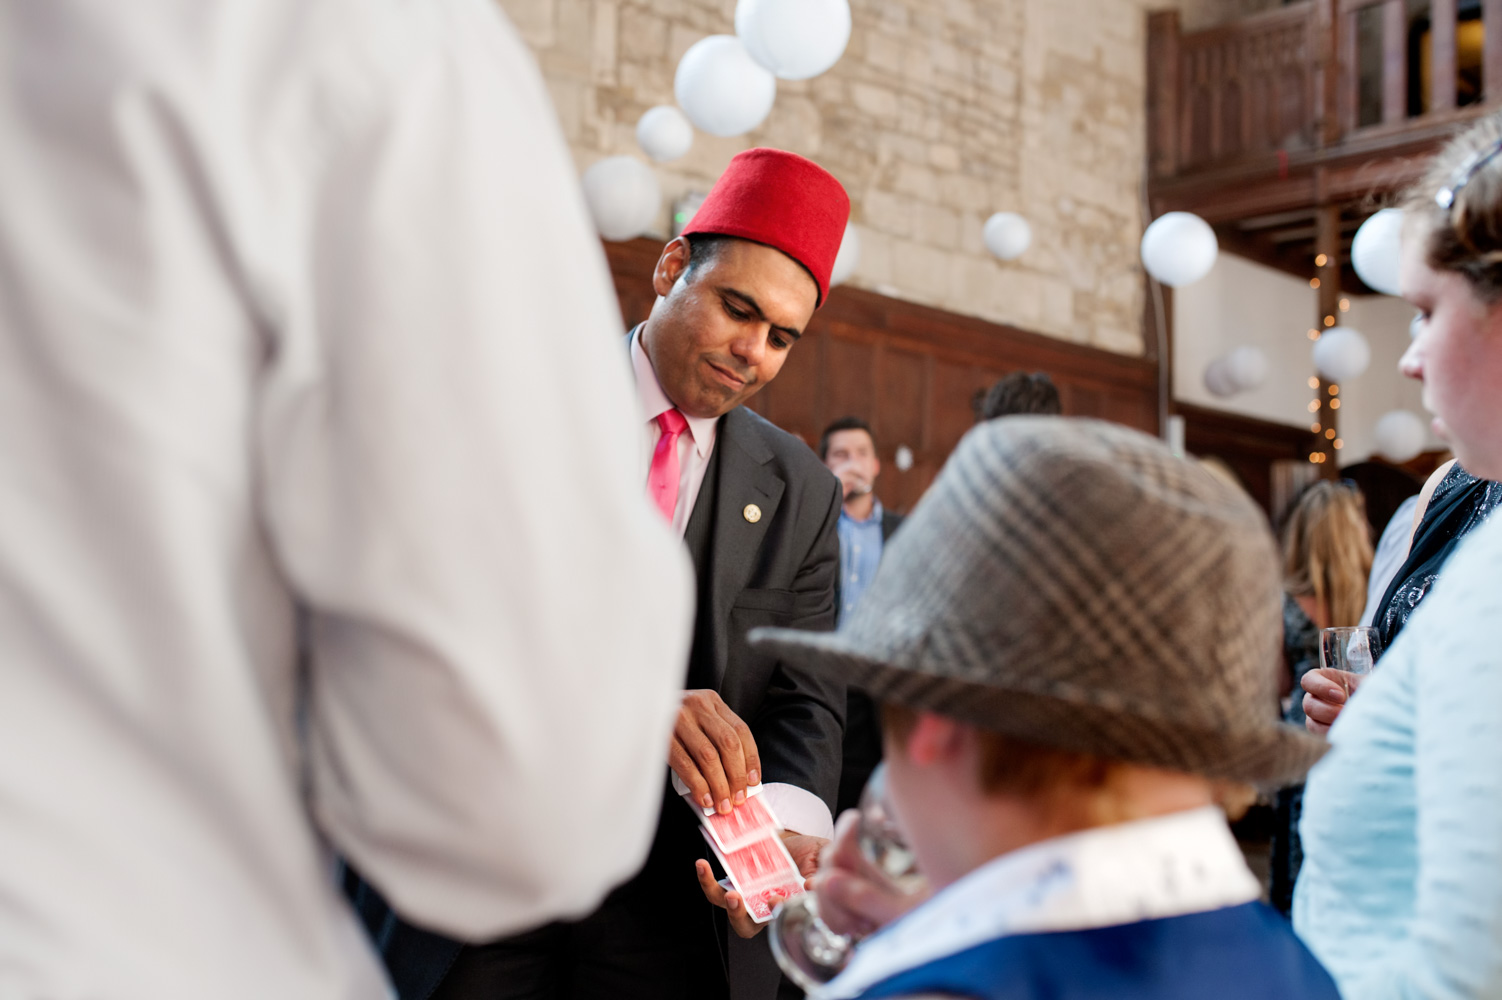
[681,148,850,305]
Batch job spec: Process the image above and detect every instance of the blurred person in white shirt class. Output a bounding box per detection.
[0,1,693,997]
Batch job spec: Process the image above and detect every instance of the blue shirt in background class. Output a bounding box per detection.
[837,500,885,625]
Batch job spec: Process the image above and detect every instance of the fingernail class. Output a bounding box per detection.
[718,798,732,814]
[702,794,714,809]
[728,896,739,910]
[734,790,746,805]
[748,770,760,785]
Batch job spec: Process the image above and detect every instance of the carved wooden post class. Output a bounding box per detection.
[1314,205,1342,473]
[1148,10,1182,179]
[1432,0,1458,112]
[1316,0,1342,147]
[1383,0,1408,124]
[1485,0,1502,101]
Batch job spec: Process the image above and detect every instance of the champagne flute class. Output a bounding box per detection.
[1319,626,1382,696]
[767,764,924,991]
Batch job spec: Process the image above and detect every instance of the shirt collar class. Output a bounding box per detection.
[840,499,884,526]
[631,326,717,459]
[818,806,1260,1000]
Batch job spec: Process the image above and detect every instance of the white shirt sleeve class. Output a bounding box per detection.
[761,783,835,841]
[257,0,693,940]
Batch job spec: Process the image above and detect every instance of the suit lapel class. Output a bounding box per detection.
[704,407,785,688]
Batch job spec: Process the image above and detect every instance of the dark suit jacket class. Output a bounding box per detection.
[346,402,846,1000]
[684,405,846,1000]
[835,508,903,817]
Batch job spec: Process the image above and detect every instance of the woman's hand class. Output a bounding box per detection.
[809,810,928,938]
[1302,667,1364,736]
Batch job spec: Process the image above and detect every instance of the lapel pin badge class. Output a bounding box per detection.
[743,503,762,524]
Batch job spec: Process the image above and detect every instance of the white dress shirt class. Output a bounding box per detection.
[819,806,1261,999]
[630,328,834,840]
[0,2,694,998]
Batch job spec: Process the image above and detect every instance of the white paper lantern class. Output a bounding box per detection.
[735,0,852,81]
[1141,211,1218,287]
[1351,208,1404,297]
[581,156,661,242]
[830,222,861,287]
[636,106,694,164]
[983,212,1032,261]
[1373,409,1428,463]
[894,445,915,472]
[1203,358,1238,398]
[1311,326,1372,382]
[1225,345,1269,391]
[674,35,778,138]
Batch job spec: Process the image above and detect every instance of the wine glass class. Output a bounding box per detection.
[767,764,924,991]
[1319,626,1382,696]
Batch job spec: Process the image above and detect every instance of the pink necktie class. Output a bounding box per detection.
[648,409,689,523]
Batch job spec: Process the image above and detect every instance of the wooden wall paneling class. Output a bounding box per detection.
[930,359,993,455]
[876,345,929,452]
[822,327,879,425]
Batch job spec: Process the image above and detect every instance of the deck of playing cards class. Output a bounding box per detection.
[690,786,806,923]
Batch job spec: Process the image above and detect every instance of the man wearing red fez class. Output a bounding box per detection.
[355,149,853,1000]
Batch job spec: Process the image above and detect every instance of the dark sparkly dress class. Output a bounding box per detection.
[1270,463,1502,915]
[1374,464,1502,651]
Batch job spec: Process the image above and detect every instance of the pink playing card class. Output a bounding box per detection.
[700,828,806,924]
[700,792,780,855]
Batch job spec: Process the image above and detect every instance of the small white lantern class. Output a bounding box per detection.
[830,222,861,287]
[1311,326,1372,382]
[636,106,694,164]
[1203,358,1238,398]
[894,445,915,472]
[735,0,853,81]
[1373,409,1428,463]
[1351,208,1404,297]
[581,156,661,242]
[1141,211,1219,287]
[983,212,1032,261]
[1225,345,1269,392]
[674,35,778,138]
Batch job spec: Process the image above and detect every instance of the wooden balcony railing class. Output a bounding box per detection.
[1150,0,1502,179]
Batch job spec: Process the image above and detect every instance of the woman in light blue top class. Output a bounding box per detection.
[1294,112,1502,999]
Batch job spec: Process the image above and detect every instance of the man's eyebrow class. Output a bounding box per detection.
[720,287,803,341]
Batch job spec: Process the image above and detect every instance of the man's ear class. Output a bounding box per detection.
[653,237,692,297]
[905,712,966,767]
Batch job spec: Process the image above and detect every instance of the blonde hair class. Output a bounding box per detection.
[1281,481,1373,628]
[1404,112,1502,301]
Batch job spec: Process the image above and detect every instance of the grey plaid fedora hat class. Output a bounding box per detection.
[752,417,1325,787]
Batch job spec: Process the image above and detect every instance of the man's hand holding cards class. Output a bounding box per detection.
[692,791,815,938]
[668,689,825,936]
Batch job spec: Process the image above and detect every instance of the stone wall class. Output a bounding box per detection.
[498,0,1159,355]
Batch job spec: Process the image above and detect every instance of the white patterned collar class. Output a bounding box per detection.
[817,806,1260,999]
